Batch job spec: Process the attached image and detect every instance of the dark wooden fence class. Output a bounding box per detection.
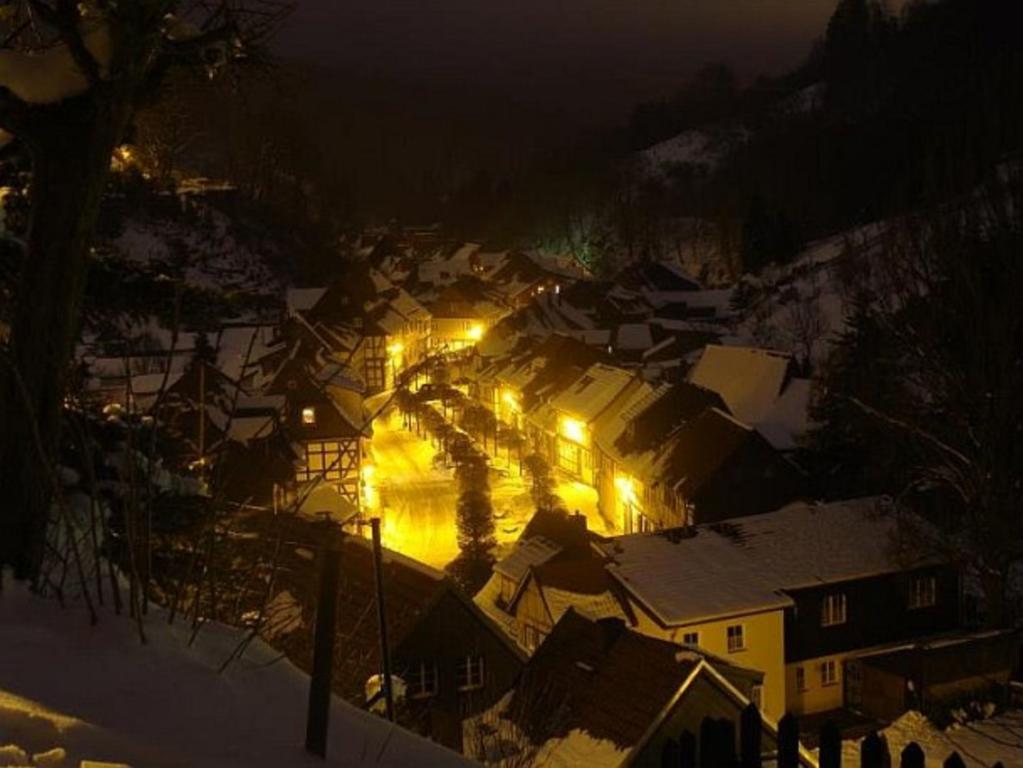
[659,703,1008,768]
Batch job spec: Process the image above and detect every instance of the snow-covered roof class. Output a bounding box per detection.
[605,528,792,627]
[688,344,793,426]
[549,363,635,423]
[286,287,327,315]
[603,497,912,626]
[613,323,653,351]
[494,536,562,583]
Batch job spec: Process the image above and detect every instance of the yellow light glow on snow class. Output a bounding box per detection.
[615,475,637,505]
[361,464,378,511]
[560,416,586,444]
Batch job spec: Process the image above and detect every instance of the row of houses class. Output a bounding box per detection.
[473,500,1017,765]
[475,333,810,534]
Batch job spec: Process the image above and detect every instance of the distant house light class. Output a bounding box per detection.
[301,406,316,426]
[502,389,520,411]
[467,324,484,342]
[554,284,561,295]
[560,416,586,444]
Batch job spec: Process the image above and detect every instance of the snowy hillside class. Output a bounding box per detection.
[0,582,475,768]
[637,126,747,181]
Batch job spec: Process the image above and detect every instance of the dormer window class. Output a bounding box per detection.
[301,407,316,426]
[821,593,847,627]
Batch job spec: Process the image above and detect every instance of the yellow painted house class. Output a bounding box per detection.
[599,499,963,720]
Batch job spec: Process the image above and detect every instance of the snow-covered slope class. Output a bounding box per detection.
[0,582,475,768]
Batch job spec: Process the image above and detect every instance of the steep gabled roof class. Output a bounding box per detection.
[507,611,758,751]
[614,382,727,456]
[688,345,794,426]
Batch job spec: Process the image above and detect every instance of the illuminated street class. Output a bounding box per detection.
[366,410,610,569]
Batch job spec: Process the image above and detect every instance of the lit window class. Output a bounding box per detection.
[727,624,745,652]
[909,575,937,609]
[408,662,438,698]
[796,666,807,691]
[301,406,316,425]
[682,631,700,646]
[560,416,586,444]
[457,655,485,691]
[821,659,838,687]
[821,593,847,627]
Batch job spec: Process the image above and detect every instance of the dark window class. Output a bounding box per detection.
[909,575,937,609]
[408,662,438,698]
[821,593,847,627]
[456,655,485,691]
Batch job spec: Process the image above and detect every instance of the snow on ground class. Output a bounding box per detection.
[367,411,606,569]
[0,580,474,768]
[835,710,1023,767]
[638,127,747,181]
[729,224,887,369]
[115,207,283,301]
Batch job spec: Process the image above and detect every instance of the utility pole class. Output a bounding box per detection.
[305,524,343,758]
[370,518,395,722]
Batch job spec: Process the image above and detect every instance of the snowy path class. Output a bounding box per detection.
[367,413,606,569]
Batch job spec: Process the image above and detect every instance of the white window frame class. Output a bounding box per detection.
[909,575,937,609]
[821,593,847,627]
[457,655,486,692]
[682,631,700,646]
[408,662,438,699]
[821,659,838,687]
[726,624,746,653]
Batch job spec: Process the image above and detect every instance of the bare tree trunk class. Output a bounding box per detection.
[0,94,129,581]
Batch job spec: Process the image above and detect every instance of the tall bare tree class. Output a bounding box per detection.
[0,0,291,580]
[816,173,1023,626]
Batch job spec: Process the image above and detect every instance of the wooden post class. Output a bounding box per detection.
[740,703,762,768]
[371,518,395,722]
[305,525,342,758]
[900,742,924,768]
[777,713,799,768]
[819,721,841,768]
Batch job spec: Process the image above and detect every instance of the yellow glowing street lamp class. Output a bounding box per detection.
[467,324,484,342]
[560,416,586,444]
[615,475,637,505]
[502,389,520,411]
[387,341,405,357]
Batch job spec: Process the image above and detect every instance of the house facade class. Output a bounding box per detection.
[599,499,966,720]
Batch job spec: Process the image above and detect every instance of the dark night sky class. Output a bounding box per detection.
[277,0,842,123]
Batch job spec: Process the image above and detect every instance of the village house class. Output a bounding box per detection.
[264,355,370,515]
[293,266,433,394]
[475,509,612,653]
[426,278,508,353]
[547,362,647,487]
[267,521,525,754]
[687,344,812,452]
[598,498,967,721]
[468,610,815,767]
